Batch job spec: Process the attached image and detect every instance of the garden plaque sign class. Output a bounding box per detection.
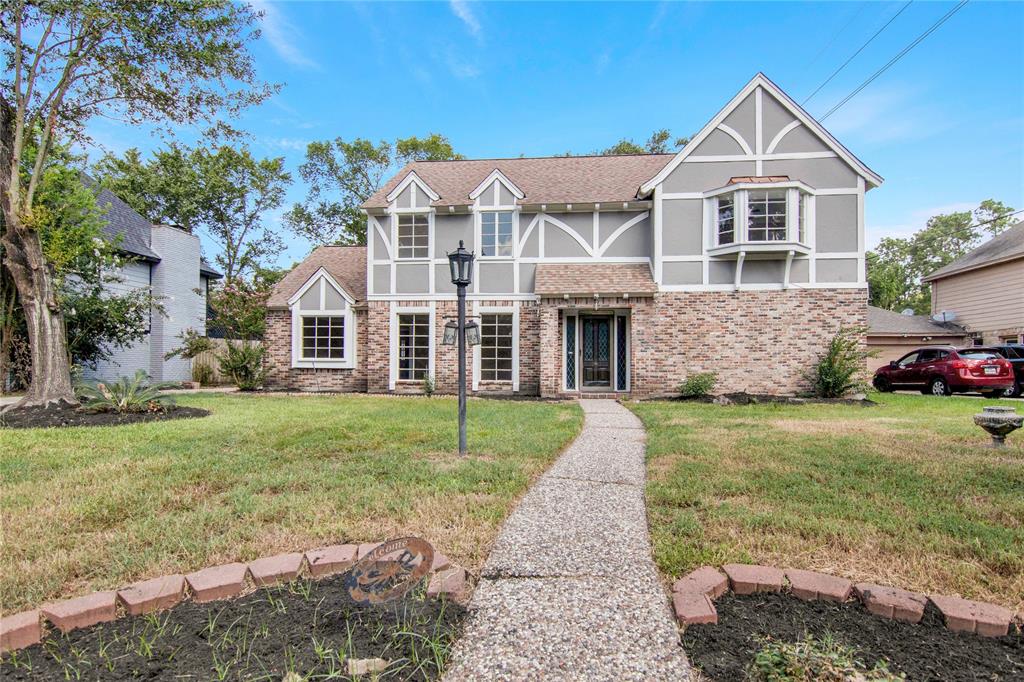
[344,537,435,605]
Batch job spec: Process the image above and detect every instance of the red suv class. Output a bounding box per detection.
[872,346,1014,397]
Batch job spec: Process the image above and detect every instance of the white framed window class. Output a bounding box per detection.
[288,269,356,369]
[397,313,430,380]
[746,189,787,242]
[716,195,735,245]
[397,213,429,259]
[480,313,514,381]
[481,211,514,257]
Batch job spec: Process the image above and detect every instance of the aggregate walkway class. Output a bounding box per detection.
[443,399,691,681]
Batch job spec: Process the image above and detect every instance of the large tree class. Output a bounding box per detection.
[95,144,291,283]
[867,199,1017,314]
[1,0,272,407]
[285,133,462,246]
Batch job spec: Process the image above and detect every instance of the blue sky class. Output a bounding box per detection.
[85,1,1024,268]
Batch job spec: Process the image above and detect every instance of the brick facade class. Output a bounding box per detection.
[264,309,368,392]
[266,288,867,398]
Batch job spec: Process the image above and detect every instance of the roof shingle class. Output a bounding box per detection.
[362,154,674,209]
[534,263,657,297]
[867,305,966,336]
[267,246,367,309]
[923,221,1024,282]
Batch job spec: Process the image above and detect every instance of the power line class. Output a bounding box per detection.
[820,0,969,121]
[803,1,914,105]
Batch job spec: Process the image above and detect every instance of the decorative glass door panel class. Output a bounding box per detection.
[581,317,611,387]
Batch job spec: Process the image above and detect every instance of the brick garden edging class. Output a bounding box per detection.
[671,564,1021,639]
[0,542,469,653]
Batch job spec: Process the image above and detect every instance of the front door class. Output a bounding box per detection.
[581,316,611,387]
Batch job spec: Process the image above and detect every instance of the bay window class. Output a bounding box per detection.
[712,184,812,248]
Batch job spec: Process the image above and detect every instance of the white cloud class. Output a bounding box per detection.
[261,136,310,152]
[449,0,482,40]
[250,0,321,70]
[866,201,977,248]
[819,85,950,145]
[443,47,480,79]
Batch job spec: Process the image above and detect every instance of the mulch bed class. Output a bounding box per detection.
[0,404,210,429]
[0,573,466,681]
[683,592,1024,681]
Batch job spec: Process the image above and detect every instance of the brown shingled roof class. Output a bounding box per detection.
[534,263,657,297]
[362,154,674,209]
[267,246,367,309]
[922,220,1024,282]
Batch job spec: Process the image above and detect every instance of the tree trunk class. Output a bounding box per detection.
[0,100,77,409]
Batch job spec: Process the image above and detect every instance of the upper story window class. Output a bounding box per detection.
[746,190,787,241]
[716,195,735,245]
[711,184,812,248]
[397,214,429,259]
[481,211,514,257]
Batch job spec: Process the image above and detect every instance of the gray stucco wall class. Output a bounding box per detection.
[761,91,797,147]
[478,262,515,293]
[773,125,830,154]
[791,258,810,283]
[544,215,591,257]
[434,214,473,258]
[395,185,413,209]
[709,260,735,285]
[395,263,430,293]
[498,183,515,206]
[741,260,786,284]
[373,264,390,294]
[519,263,536,292]
[435,265,455,294]
[662,199,703,256]
[662,261,703,285]
[816,258,859,283]
[763,158,858,189]
[663,161,756,193]
[721,91,756,149]
[372,217,391,258]
[815,195,859,252]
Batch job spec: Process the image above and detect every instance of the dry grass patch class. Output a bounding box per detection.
[0,393,582,614]
[631,393,1024,612]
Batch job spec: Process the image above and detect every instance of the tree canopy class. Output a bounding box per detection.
[95,145,292,283]
[866,199,1017,314]
[597,129,690,155]
[285,133,462,247]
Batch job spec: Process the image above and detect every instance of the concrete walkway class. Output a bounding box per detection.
[444,399,690,681]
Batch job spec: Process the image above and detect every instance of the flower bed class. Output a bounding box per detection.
[1,543,469,680]
[674,564,1024,679]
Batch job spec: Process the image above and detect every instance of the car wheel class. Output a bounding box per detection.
[929,377,951,397]
[1004,383,1022,399]
[873,376,892,393]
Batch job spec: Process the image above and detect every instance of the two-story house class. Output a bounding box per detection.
[265,74,882,397]
[921,221,1024,345]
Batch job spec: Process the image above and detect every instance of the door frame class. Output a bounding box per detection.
[562,309,630,393]
[580,314,613,388]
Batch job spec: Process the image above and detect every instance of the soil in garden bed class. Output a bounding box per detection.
[670,393,876,406]
[0,403,210,429]
[0,573,465,681]
[683,592,1023,681]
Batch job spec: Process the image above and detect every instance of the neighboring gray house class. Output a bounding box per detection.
[82,184,222,382]
[267,73,882,397]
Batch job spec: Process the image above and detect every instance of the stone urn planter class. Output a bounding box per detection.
[973,406,1023,448]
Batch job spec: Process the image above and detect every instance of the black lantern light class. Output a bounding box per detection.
[465,320,481,346]
[447,240,474,286]
[442,320,458,346]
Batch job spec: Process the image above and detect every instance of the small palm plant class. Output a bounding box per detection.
[77,370,177,413]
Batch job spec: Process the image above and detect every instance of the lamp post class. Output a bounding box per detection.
[446,240,475,455]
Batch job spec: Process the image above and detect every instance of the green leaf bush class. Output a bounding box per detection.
[76,369,177,413]
[679,372,717,399]
[217,341,267,391]
[806,327,872,399]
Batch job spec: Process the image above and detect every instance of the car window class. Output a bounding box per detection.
[917,349,940,363]
[959,350,1001,360]
[1005,346,1024,360]
[897,352,919,366]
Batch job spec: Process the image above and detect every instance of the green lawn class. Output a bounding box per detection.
[629,393,1024,612]
[0,393,582,614]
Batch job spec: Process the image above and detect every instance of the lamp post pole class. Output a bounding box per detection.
[456,278,467,455]
[446,240,475,457]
